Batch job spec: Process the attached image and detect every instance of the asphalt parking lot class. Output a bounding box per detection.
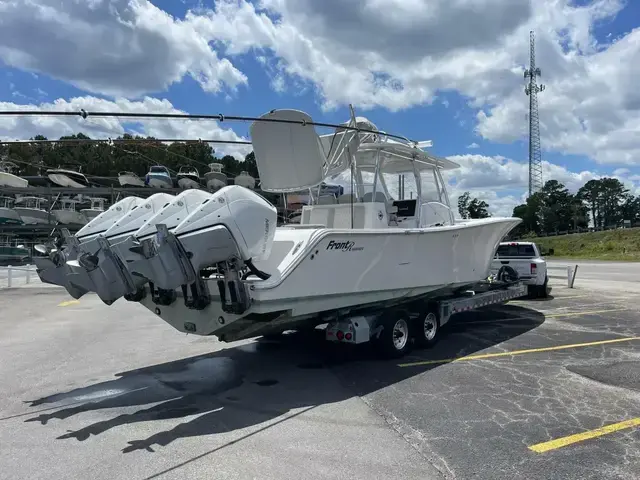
[0,280,639,480]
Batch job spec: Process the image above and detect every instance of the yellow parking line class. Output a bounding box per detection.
[58,300,80,307]
[529,418,640,453]
[398,336,640,367]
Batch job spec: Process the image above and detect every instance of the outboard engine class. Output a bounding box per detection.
[64,193,174,304]
[64,189,210,306]
[34,197,144,297]
[129,185,278,313]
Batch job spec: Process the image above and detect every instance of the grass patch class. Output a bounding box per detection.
[526,228,640,261]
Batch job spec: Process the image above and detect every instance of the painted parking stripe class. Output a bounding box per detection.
[58,300,80,307]
[529,418,640,453]
[397,336,640,367]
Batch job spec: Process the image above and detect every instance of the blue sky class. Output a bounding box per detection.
[0,0,638,216]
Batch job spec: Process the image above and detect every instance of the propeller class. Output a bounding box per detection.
[34,244,50,255]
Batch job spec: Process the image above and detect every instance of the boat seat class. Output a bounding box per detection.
[301,202,389,229]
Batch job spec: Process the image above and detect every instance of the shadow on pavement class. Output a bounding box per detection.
[21,305,545,457]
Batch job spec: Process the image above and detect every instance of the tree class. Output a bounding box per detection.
[599,177,627,227]
[577,179,602,228]
[457,191,490,218]
[538,180,580,233]
[457,191,471,219]
[0,133,258,180]
[468,198,490,218]
[577,178,628,228]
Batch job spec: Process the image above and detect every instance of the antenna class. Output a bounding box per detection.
[524,30,544,196]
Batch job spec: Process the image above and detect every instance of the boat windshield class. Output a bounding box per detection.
[0,197,14,208]
[373,167,443,204]
[150,166,169,175]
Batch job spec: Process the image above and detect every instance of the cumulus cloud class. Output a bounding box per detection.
[185,0,638,166]
[0,96,251,159]
[1,0,637,168]
[0,0,247,97]
[443,153,640,216]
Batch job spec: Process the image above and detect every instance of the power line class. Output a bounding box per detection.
[524,30,545,196]
[0,138,251,145]
[0,109,415,144]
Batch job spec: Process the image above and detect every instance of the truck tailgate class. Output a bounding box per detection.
[491,258,534,279]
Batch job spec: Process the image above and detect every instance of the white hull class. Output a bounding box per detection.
[205,172,227,191]
[52,209,87,225]
[14,207,54,224]
[141,216,518,341]
[0,172,28,188]
[148,176,173,188]
[118,174,144,187]
[48,173,87,188]
[177,177,200,189]
[235,177,255,189]
[0,207,22,225]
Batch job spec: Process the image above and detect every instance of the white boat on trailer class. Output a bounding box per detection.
[34,108,523,358]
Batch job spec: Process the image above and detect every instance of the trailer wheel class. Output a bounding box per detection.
[375,312,412,359]
[414,310,440,348]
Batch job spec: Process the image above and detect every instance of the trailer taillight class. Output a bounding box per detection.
[531,263,537,275]
[336,330,344,341]
[345,332,352,341]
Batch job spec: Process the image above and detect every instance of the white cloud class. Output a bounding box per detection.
[443,153,640,216]
[0,0,639,208]
[0,0,247,97]
[466,142,480,149]
[0,96,251,160]
[183,0,638,167]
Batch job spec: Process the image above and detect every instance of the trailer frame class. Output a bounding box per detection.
[325,281,529,358]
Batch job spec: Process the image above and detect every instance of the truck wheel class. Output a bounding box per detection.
[414,310,440,348]
[375,312,412,359]
[538,277,549,298]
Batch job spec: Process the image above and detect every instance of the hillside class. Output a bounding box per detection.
[529,228,640,261]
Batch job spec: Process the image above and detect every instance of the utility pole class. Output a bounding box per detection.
[524,30,544,197]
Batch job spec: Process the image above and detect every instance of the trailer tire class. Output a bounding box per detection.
[375,312,412,359]
[413,309,440,348]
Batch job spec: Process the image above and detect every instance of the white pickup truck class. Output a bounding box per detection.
[490,241,549,298]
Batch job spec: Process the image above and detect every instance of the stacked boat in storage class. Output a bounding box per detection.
[35,109,522,356]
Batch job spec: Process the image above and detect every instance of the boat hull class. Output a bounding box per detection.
[147,175,173,188]
[0,207,23,225]
[118,174,144,187]
[0,172,28,188]
[14,208,54,224]
[204,173,227,191]
[177,176,200,189]
[52,210,87,225]
[48,173,87,188]
[139,217,520,340]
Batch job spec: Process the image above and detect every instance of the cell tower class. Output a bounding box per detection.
[524,30,545,196]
